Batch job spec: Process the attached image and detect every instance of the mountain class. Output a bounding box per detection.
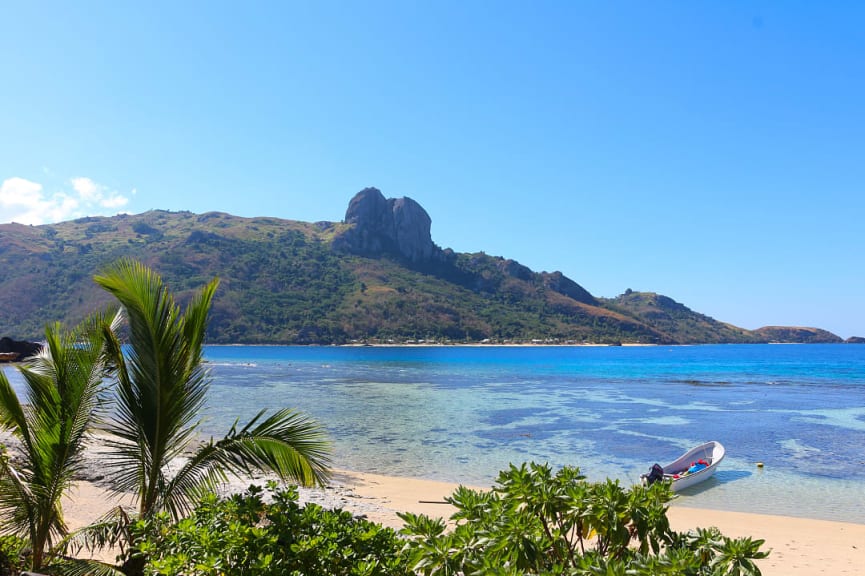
[0,188,846,345]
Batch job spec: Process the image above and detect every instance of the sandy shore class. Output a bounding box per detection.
[57,469,864,576]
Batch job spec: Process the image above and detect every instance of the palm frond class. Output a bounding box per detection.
[225,408,332,484]
[0,369,31,441]
[0,315,113,570]
[89,259,332,576]
[0,458,37,535]
[94,259,220,517]
[159,408,331,518]
[63,505,135,558]
[49,556,127,576]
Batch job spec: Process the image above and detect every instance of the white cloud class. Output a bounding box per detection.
[0,177,49,224]
[71,176,100,201]
[102,194,129,209]
[69,176,130,211]
[0,176,133,225]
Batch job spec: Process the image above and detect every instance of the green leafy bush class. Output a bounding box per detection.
[130,483,410,576]
[399,462,768,575]
[0,534,28,576]
[116,464,769,576]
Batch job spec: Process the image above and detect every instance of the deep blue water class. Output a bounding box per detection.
[5,344,865,522]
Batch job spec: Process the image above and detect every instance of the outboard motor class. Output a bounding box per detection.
[644,463,665,486]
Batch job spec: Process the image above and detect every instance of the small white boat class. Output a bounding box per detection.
[642,441,725,492]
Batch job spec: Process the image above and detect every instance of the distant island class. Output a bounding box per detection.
[0,188,858,345]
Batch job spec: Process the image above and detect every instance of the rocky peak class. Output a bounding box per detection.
[334,188,439,263]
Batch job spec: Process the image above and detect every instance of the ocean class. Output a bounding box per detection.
[4,344,865,523]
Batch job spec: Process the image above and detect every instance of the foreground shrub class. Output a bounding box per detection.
[129,482,410,576]
[0,533,28,576]
[399,462,768,575]
[93,463,768,576]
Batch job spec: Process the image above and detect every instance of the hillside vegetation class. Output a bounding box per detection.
[0,190,844,345]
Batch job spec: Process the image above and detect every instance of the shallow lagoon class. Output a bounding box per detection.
[4,343,864,522]
[201,344,865,523]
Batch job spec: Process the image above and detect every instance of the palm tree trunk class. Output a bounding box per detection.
[121,553,146,576]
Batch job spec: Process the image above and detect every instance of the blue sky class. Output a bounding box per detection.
[2,1,863,338]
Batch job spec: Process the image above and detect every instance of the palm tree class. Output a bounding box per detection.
[92,259,331,573]
[0,314,116,571]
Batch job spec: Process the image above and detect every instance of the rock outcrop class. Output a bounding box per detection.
[333,188,599,306]
[333,188,440,263]
[0,337,42,361]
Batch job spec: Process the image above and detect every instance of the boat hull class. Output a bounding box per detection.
[645,441,725,492]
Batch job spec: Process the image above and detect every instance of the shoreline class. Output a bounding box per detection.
[205,341,659,347]
[58,466,865,576]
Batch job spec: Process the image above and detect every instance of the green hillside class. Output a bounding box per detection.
[751,326,843,344]
[0,196,843,345]
[602,290,764,344]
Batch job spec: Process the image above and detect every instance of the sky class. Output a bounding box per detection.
[1,1,863,338]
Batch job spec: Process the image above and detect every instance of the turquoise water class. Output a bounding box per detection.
[5,344,865,523]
